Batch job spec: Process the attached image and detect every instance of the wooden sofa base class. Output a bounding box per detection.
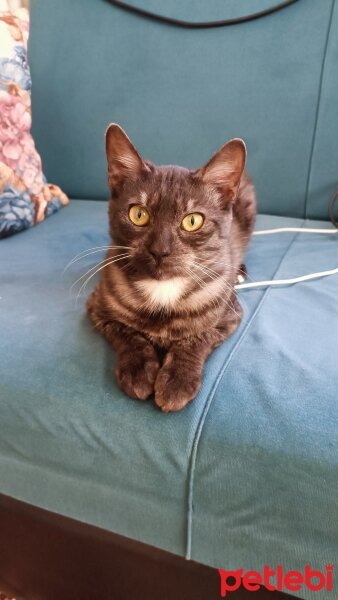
[0,493,294,600]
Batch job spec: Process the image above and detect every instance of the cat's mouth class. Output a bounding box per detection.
[128,255,181,281]
[147,263,168,280]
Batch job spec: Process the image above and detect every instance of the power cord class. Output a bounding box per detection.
[252,227,338,236]
[235,226,338,291]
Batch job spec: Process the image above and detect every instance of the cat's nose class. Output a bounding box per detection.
[149,244,170,260]
[149,231,173,261]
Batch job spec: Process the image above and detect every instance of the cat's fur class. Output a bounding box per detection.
[87,124,256,412]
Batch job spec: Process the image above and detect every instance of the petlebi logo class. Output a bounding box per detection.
[218,565,334,596]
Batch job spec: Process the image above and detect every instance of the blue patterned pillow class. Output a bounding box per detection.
[0,9,68,239]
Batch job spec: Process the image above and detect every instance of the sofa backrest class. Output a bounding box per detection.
[29,0,338,219]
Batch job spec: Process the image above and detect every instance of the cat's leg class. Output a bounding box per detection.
[154,299,243,412]
[87,290,160,400]
[115,339,160,401]
[154,340,207,412]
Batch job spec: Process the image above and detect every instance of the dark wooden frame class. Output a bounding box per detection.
[0,494,294,600]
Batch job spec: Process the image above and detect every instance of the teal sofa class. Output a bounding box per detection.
[1,1,338,599]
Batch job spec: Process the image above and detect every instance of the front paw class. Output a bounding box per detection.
[154,353,202,413]
[116,346,160,401]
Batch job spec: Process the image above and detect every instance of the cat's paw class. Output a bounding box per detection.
[115,347,160,401]
[154,353,202,413]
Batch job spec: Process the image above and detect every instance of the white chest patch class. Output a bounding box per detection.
[135,277,187,309]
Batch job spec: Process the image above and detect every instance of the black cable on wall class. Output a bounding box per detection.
[104,0,300,29]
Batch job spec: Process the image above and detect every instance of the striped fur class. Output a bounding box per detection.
[87,125,256,412]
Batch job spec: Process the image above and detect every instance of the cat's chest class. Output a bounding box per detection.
[142,309,217,347]
[134,277,188,311]
[113,291,220,346]
[105,269,224,343]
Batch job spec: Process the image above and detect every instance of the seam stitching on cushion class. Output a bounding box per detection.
[185,223,305,560]
[303,0,335,219]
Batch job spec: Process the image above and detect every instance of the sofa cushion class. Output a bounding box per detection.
[0,200,337,599]
[29,0,338,219]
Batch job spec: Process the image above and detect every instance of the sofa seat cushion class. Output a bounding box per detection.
[1,200,337,595]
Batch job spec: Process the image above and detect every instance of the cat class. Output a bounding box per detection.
[87,124,256,412]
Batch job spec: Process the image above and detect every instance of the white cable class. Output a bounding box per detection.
[253,227,338,235]
[235,267,338,290]
[235,226,338,290]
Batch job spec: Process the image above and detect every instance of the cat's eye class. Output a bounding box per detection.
[181,213,204,232]
[129,205,150,226]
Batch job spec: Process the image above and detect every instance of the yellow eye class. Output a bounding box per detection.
[129,205,150,226]
[181,213,204,232]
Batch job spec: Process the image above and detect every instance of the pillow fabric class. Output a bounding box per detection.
[0,9,68,238]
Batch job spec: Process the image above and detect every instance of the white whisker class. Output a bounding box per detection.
[75,255,130,304]
[195,269,239,318]
[63,245,132,273]
[70,253,130,293]
[200,261,250,282]
[184,267,220,312]
[191,262,241,319]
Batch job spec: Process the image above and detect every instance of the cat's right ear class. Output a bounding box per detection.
[105,123,149,193]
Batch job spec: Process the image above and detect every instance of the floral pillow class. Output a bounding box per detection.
[0,9,68,238]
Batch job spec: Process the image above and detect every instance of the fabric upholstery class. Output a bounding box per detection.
[0,200,337,600]
[2,2,337,598]
[28,0,338,219]
[0,8,68,238]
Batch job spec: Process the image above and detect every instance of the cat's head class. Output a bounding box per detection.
[106,123,246,282]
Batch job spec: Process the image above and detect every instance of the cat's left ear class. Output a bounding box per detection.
[195,139,246,203]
